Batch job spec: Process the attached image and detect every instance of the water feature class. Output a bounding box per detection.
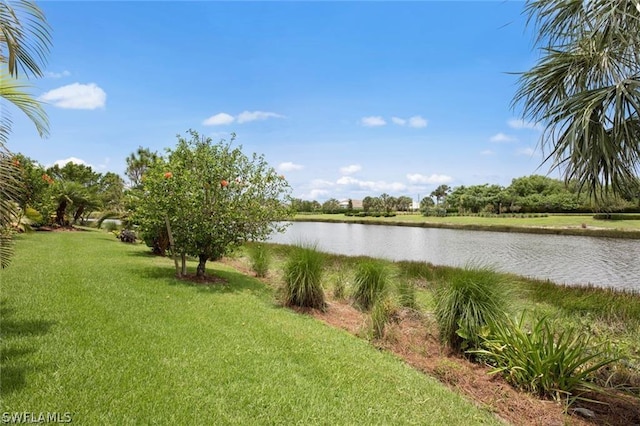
[268,221,639,291]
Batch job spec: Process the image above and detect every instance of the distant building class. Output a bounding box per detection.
[338,199,363,209]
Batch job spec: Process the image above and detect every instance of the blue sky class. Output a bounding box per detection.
[10,0,550,202]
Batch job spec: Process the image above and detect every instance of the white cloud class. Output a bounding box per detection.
[237,110,285,123]
[408,115,428,128]
[40,83,106,110]
[203,110,284,126]
[480,150,495,156]
[490,132,517,143]
[508,119,542,131]
[52,157,91,168]
[517,147,536,156]
[360,116,386,127]
[278,161,303,172]
[336,176,406,192]
[203,113,235,126]
[45,70,71,79]
[340,164,361,175]
[391,115,428,128]
[306,189,329,199]
[310,179,334,188]
[406,173,453,184]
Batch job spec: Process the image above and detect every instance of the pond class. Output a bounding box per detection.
[268,221,639,291]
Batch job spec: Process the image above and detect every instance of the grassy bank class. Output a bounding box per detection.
[292,214,640,239]
[236,244,640,393]
[0,231,498,425]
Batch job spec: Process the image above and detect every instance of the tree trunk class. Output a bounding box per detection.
[196,254,207,278]
[164,215,180,277]
[181,253,187,276]
[73,205,85,224]
[56,200,67,226]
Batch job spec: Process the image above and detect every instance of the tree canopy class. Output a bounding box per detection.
[134,130,292,278]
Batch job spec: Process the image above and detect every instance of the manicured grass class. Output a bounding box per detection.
[294,213,640,235]
[0,231,499,425]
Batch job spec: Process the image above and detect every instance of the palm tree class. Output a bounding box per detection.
[430,184,451,208]
[0,0,51,267]
[513,0,640,200]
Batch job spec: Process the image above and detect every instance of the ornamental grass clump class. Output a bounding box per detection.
[369,297,397,340]
[247,243,271,278]
[472,313,617,404]
[282,243,326,310]
[352,260,390,311]
[396,280,418,309]
[434,265,511,352]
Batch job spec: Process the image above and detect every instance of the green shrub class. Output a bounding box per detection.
[472,313,617,404]
[247,243,271,277]
[434,265,511,351]
[282,244,326,310]
[352,260,390,310]
[593,213,640,221]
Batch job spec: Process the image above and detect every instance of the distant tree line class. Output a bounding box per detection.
[291,176,640,215]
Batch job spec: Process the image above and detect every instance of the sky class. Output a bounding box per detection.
[8,0,552,202]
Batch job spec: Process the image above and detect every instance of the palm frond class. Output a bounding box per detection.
[0,227,14,268]
[0,0,52,78]
[0,68,49,141]
[515,0,640,201]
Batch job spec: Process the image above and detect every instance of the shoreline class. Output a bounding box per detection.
[290,216,640,239]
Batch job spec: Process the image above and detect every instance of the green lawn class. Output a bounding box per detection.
[0,231,498,425]
[295,213,640,233]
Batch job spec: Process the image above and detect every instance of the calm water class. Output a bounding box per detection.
[268,221,640,291]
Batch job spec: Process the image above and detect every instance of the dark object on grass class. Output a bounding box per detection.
[119,229,137,243]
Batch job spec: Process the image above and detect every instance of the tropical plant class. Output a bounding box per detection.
[472,313,617,404]
[352,260,390,310]
[434,265,512,351]
[430,184,451,208]
[0,0,51,268]
[282,243,325,310]
[514,0,640,200]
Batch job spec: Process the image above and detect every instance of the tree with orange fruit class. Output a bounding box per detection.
[134,130,292,278]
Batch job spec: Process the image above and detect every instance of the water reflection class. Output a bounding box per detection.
[269,222,639,291]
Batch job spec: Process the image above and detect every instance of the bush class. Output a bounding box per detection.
[352,260,390,311]
[434,265,512,351]
[472,313,617,404]
[282,244,326,310]
[247,243,271,277]
[593,213,640,221]
[119,229,137,243]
